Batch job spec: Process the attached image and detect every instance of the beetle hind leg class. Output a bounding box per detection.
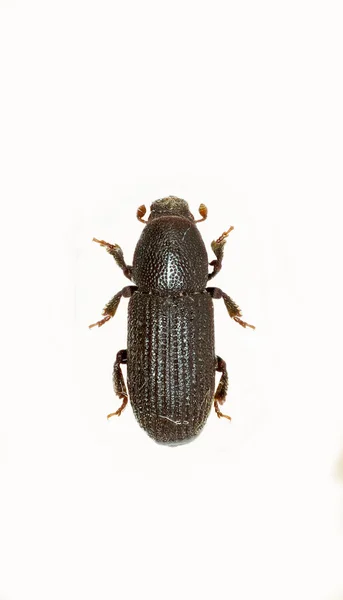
[214,355,231,421]
[107,349,129,419]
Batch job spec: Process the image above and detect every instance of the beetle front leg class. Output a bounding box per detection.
[207,287,255,329]
[92,238,133,281]
[107,349,128,419]
[89,286,137,329]
[214,355,231,421]
[208,226,234,280]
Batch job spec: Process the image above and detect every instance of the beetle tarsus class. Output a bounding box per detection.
[92,237,119,251]
[89,314,112,329]
[233,315,256,329]
[214,400,231,421]
[215,226,234,244]
[107,397,128,419]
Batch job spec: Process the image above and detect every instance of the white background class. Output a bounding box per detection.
[1,1,343,599]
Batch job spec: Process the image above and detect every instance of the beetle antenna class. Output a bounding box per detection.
[137,205,147,224]
[195,203,208,223]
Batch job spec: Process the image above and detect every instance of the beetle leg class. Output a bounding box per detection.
[214,356,231,421]
[107,349,129,419]
[208,226,234,280]
[207,287,255,329]
[89,286,137,329]
[92,238,133,280]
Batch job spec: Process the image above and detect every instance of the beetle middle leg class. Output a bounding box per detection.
[89,285,137,329]
[207,287,255,329]
[208,226,234,280]
[107,349,128,419]
[92,237,133,280]
[214,355,231,421]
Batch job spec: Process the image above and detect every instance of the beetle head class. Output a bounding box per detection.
[149,196,194,220]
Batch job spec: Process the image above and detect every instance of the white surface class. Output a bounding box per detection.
[1,1,343,599]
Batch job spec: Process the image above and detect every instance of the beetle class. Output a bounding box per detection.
[90,196,254,445]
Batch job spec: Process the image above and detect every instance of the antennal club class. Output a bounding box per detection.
[137,204,147,224]
[195,203,208,223]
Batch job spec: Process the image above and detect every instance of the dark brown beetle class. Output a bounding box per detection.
[90,196,254,445]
